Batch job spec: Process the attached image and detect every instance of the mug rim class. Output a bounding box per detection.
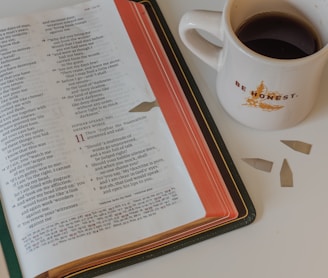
[224,0,328,65]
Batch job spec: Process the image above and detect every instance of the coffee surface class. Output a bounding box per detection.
[236,12,320,59]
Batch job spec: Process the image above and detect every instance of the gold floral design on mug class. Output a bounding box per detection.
[236,81,298,112]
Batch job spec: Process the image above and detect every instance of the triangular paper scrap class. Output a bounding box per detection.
[129,100,159,112]
[281,140,312,155]
[242,158,273,173]
[280,159,293,187]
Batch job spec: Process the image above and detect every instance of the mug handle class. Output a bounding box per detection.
[179,10,223,70]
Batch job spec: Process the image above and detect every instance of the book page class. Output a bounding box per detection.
[0,0,206,277]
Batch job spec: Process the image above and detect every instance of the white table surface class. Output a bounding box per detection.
[1,0,328,277]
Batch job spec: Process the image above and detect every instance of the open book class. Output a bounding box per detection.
[0,0,256,277]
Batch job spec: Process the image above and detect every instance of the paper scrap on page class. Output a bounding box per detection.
[242,158,273,173]
[281,140,312,155]
[129,100,159,112]
[280,159,293,187]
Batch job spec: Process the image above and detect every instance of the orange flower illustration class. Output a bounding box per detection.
[243,81,284,111]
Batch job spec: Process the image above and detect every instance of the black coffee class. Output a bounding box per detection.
[236,12,321,59]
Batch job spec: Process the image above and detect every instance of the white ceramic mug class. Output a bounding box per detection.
[179,0,328,130]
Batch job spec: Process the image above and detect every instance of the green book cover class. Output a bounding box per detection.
[0,201,22,278]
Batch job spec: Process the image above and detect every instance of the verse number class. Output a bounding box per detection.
[75,134,86,143]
